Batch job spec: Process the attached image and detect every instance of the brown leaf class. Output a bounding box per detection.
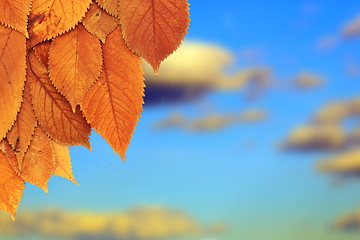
[49,24,103,111]
[27,50,91,148]
[7,81,37,166]
[20,127,56,192]
[0,150,25,219]
[0,0,31,37]
[81,27,144,160]
[95,0,119,16]
[28,0,92,48]
[52,142,78,185]
[82,2,119,43]
[0,25,26,140]
[119,0,190,72]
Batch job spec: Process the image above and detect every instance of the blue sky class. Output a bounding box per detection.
[17,1,360,240]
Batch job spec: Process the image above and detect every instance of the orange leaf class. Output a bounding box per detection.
[0,0,31,37]
[7,81,37,166]
[0,25,26,140]
[82,2,119,43]
[0,139,20,176]
[20,127,56,192]
[33,40,52,68]
[95,0,119,16]
[0,150,25,219]
[49,24,103,111]
[119,0,190,72]
[52,142,78,185]
[27,50,91,148]
[81,27,144,160]
[28,0,92,47]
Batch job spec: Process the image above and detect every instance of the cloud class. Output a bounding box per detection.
[280,124,346,152]
[312,97,360,124]
[342,15,360,38]
[292,71,325,90]
[143,42,272,104]
[315,14,360,51]
[332,209,360,231]
[281,96,360,153]
[281,96,360,184]
[316,148,360,177]
[0,207,226,239]
[154,109,268,132]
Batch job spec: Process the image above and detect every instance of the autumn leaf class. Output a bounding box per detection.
[33,40,52,68]
[82,2,119,43]
[119,0,190,72]
[95,0,119,16]
[28,0,92,47]
[0,0,31,37]
[49,24,103,111]
[0,25,26,141]
[0,150,25,219]
[81,27,144,160]
[27,50,91,148]
[7,81,37,166]
[20,127,56,193]
[0,139,20,176]
[52,142,78,185]
[0,0,190,217]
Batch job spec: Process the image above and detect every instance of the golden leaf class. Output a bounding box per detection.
[7,81,37,165]
[28,0,92,47]
[20,127,56,193]
[119,0,190,72]
[27,50,91,148]
[0,0,31,37]
[52,141,78,185]
[49,24,102,111]
[95,0,119,16]
[0,25,26,140]
[0,150,25,219]
[81,27,144,160]
[82,2,119,43]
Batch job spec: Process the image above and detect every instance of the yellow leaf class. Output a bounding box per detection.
[0,0,31,37]
[0,150,25,219]
[52,141,78,185]
[28,0,92,47]
[81,27,144,160]
[82,2,119,43]
[7,81,37,166]
[0,25,26,140]
[119,0,190,72]
[95,0,119,16]
[20,127,56,193]
[27,50,91,148]
[49,24,103,111]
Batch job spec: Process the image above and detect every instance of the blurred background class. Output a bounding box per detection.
[3,0,360,239]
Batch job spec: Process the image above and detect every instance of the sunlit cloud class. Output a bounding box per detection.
[282,95,360,184]
[281,124,345,152]
[143,42,272,104]
[317,148,360,178]
[332,208,360,230]
[0,207,226,239]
